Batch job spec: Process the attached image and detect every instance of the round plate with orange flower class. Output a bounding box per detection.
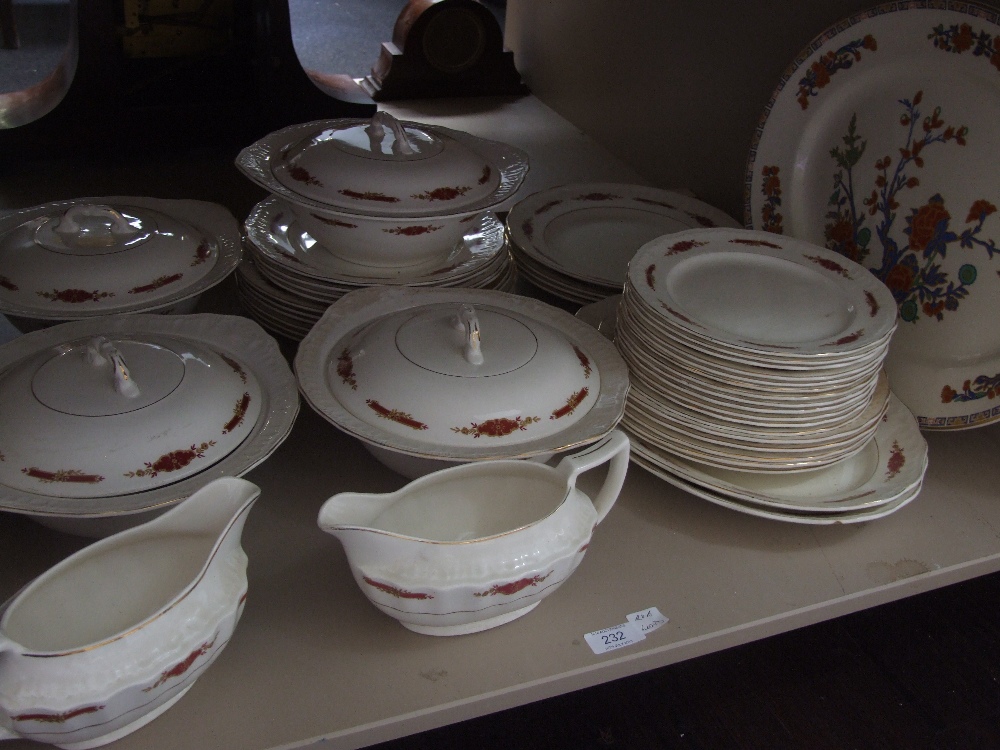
[746,1,1000,429]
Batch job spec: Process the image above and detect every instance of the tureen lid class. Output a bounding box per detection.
[0,330,262,498]
[295,286,629,460]
[237,113,530,218]
[0,197,242,320]
[0,314,299,519]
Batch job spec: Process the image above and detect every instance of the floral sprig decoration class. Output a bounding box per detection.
[796,35,877,110]
[823,91,998,322]
[928,22,1000,71]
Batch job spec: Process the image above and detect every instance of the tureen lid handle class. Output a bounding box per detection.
[367,111,416,156]
[86,336,141,399]
[454,304,484,366]
[53,204,140,248]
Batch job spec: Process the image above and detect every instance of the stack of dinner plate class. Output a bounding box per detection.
[614,227,928,523]
[505,183,740,305]
[236,197,517,341]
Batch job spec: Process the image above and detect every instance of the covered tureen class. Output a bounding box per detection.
[0,313,298,534]
[294,286,629,475]
[0,197,242,326]
[235,112,529,268]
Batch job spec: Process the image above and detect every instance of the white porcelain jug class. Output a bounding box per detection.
[318,430,630,636]
[0,476,260,749]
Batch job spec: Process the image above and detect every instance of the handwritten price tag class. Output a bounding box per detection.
[583,606,668,655]
[628,606,668,634]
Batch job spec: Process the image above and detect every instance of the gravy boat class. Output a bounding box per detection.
[0,477,260,749]
[318,430,629,636]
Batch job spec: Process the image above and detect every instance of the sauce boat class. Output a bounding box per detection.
[0,476,260,749]
[318,430,629,635]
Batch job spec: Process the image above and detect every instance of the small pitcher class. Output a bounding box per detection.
[0,476,260,749]
[318,430,630,636]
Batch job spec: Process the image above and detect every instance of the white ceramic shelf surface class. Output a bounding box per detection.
[2,97,999,750]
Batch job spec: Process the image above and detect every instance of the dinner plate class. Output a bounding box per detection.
[575,294,620,339]
[622,283,894,368]
[627,393,927,513]
[622,407,877,473]
[746,2,1000,428]
[625,382,887,455]
[619,294,892,376]
[507,183,740,288]
[626,374,888,434]
[615,307,886,389]
[630,445,923,525]
[629,228,898,358]
[509,246,617,304]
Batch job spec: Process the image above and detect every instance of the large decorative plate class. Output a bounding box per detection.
[746,1,1000,429]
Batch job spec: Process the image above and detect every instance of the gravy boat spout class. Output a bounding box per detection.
[318,430,630,636]
[0,476,260,749]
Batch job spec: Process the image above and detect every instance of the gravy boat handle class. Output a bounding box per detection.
[555,430,630,523]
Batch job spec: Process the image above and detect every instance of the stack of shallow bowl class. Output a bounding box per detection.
[615,227,928,523]
[234,111,528,340]
[505,183,740,306]
[237,197,516,341]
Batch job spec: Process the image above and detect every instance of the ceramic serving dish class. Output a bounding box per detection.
[0,476,259,749]
[235,112,529,269]
[0,313,298,537]
[0,333,261,499]
[294,286,630,478]
[318,430,630,635]
[0,197,242,329]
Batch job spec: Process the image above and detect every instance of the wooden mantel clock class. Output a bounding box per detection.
[359,0,528,101]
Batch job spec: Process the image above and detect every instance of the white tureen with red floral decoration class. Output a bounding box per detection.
[0,197,242,324]
[294,286,629,474]
[0,313,298,534]
[235,112,529,268]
